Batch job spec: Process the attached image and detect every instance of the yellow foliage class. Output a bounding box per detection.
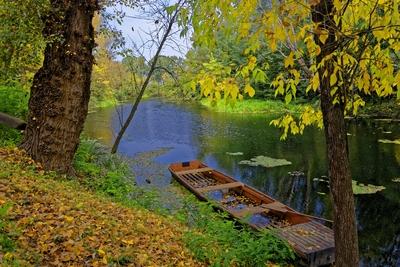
[284,52,295,68]
[244,84,256,97]
[194,0,399,138]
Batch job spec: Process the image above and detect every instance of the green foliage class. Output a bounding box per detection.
[73,139,134,199]
[0,85,29,119]
[0,84,29,146]
[0,126,22,147]
[182,200,295,266]
[90,15,137,110]
[0,201,19,265]
[0,203,15,253]
[0,0,48,85]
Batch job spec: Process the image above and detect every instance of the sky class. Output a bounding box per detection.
[111,5,192,60]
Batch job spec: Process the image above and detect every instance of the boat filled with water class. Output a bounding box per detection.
[169,160,335,267]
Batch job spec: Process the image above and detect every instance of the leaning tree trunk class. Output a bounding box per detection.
[20,0,98,174]
[312,0,359,266]
[111,6,181,154]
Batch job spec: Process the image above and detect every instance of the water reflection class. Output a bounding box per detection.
[85,99,400,266]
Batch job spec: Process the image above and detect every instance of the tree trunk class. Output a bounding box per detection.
[20,0,98,174]
[320,81,359,266]
[312,1,359,266]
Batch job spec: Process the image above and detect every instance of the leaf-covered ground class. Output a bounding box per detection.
[0,148,202,266]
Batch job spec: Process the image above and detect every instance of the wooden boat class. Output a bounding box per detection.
[169,160,335,267]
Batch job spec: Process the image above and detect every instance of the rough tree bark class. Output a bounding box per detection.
[312,0,359,266]
[20,0,98,174]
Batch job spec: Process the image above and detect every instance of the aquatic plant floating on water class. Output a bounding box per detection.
[392,178,400,183]
[351,180,386,195]
[226,152,244,156]
[378,139,400,145]
[239,155,292,168]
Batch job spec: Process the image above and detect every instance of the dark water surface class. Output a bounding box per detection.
[85,99,400,266]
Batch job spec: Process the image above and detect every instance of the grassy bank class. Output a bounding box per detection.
[200,97,400,119]
[0,138,295,266]
[359,101,400,119]
[200,98,305,114]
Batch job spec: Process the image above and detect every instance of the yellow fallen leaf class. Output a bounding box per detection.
[97,248,105,257]
[4,252,13,260]
[122,239,134,245]
[64,216,74,223]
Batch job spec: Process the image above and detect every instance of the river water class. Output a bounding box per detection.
[85,99,400,266]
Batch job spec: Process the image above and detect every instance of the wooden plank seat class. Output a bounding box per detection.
[175,167,213,175]
[261,201,289,213]
[197,182,244,193]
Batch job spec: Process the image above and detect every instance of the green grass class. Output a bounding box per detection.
[0,84,29,147]
[200,98,304,114]
[0,85,29,119]
[0,126,22,147]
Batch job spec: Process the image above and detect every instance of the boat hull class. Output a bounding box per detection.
[169,160,335,267]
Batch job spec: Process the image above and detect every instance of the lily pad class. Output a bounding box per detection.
[239,155,292,168]
[378,139,400,145]
[392,178,400,183]
[226,152,244,156]
[352,180,385,195]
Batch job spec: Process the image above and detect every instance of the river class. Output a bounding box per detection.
[85,98,400,266]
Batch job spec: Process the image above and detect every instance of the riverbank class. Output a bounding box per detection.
[0,140,295,266]
[200,98,400,119]
[200,98,305,114]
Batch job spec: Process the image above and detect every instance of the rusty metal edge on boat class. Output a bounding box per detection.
[169,160,335,267]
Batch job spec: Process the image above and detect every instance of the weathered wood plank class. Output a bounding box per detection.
[277,221,334,253]
[261,202,289,212]
[175,167,213,175]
